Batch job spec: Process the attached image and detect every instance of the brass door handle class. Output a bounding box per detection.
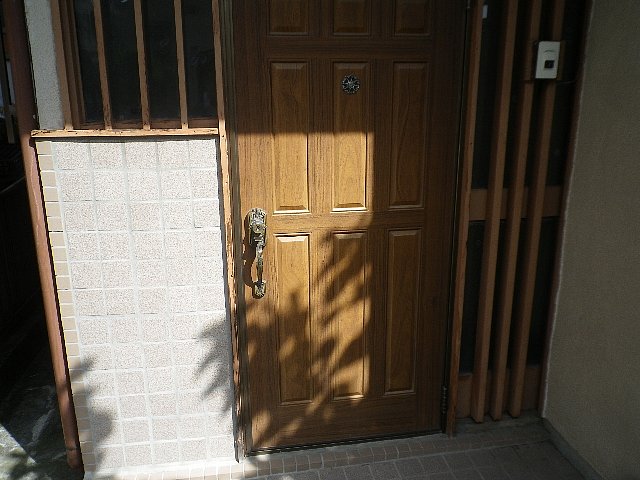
[248,208,267,298]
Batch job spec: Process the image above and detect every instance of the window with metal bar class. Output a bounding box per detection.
[58,0,217,130]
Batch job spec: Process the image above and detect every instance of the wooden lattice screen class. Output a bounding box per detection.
[448,0,588,428]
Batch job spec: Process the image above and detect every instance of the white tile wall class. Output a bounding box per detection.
[37,138,236,476]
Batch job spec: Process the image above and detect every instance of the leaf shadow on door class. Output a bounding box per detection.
[243,227,376,449]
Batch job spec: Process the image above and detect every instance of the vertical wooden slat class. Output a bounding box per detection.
[446,0,484,435]
[92,0,112,129]
[509,0,566,418]
[470,0,519,423]
[48,0,74,129]
[133,0,150,128]
[174,0,189,128]
[489,0,542,421]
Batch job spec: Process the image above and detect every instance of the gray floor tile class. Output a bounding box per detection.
[370,461,401,480]
[453,469,483,480]
[476,466,509,480]
[420,455,450,474]
[501,462,538,480]
[444,453,474,471]
[490,447,520,465]
[318,468,347,480]
[291,472,321,480]
[513,444,549,463]
[429,473,456,480]
[343,464,374,480]
[561,473,587,480]
[395,458,425,477]
[467,450,498,468]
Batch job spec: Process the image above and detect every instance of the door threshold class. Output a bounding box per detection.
[247,428,442,456]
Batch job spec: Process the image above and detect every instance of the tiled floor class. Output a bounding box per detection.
[236,419,585,480]
[0,350,585,480]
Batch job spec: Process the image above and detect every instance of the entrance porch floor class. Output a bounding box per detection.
[0,347,585,480]
[238,417,585,480]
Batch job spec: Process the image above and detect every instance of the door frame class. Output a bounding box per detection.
[213,0,471,457]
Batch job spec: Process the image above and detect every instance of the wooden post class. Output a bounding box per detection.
[3,0,82,470]
[446,0,483,435]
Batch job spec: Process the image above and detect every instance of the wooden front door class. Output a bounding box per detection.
[233,0,465,450]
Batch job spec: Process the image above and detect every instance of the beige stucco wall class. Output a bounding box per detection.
[543,1,640,478]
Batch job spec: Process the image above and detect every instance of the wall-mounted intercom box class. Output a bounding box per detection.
[535,41,561,79]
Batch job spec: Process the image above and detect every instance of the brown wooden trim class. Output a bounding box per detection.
[149,118,183,130]
[490,0,543,421]
[3,0,82,470]
[188,117,219,129]
[446,0,484,436]
[456,366,541,419]
[49,0,74,129]
[133,0,150,129]
[509,0,566,418]
[468,186,563,221]
[470,0,519,423]
[92,0,112,129]
[32,127,219,138]
[174,0,189,129]
[539,0,592,413]
[211,0,246,458]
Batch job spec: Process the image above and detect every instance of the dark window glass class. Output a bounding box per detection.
[471,0,502,189]
[182,0,217,120]
[460,221,484,373]
[526,217,558,364]
[73,0,103,123]
[143,0,180,121]
[101,0,141,124]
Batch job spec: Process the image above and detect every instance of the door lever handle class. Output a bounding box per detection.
[248,208,267,298]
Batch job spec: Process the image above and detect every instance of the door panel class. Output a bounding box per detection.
[389,63,429,208]
[275,235,313,404]
[234,0,464,450]
[332,231,369,400]
[385,229,422,394]
[268,0,310,35]
[394,0,433,36]
[332,63,370,211]
[270,62,311,213]
[332,0,371,35]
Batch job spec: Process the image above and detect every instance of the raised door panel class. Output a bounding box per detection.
[385,229,422,394]
[333,0,371,35]
[269,0,310,35]
[270,62,311,213]
[389,63,429,209]
[332,232,369,399]
[394,0,432,36]
[275,235,313,404]
[332,63,370,211]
